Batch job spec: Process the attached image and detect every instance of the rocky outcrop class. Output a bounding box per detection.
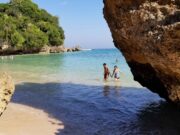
[104,0,180,103]
[0,73,15,116]
[40,46,81,54]
[0,45,81,55]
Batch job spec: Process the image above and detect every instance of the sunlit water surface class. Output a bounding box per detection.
[1,49,180,135]
[0,49,140,87]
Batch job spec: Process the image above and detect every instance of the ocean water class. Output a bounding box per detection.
[1,49,180,135]
[0,49,140,87]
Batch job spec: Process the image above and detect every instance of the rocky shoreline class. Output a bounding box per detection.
[40,46,81,54]
[0,73,15,116]
[0,45,81,56]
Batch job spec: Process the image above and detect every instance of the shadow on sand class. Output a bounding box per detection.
[12,82,180,135]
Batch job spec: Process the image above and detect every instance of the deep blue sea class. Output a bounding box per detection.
[1,49,180,135]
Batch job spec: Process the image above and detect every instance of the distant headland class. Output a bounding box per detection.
[0,0,66,55]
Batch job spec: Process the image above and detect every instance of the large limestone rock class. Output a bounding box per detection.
[104,0,180,103]
[0,73,15,116]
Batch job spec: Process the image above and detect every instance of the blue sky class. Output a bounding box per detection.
[0,0,114,49]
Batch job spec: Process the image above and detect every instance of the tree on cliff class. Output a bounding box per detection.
[0,0,65,52]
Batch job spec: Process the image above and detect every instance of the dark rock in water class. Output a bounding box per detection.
[71,47,81,52]
[67,48,72,52]
[67,47,81,52]
[74,47,81,51]
[104,0,180,103]
[0,73,15,116]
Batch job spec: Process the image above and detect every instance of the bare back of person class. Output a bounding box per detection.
[103,63,110,80]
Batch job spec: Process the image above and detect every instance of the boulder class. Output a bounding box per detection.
[50,46,66,53]
[0,73,15,116]
[67,48,72,52]
[1,44,9,51]
[40,45,50,54]
[104,0,180,103]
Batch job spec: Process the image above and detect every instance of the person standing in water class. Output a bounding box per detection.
[103,63,110,81]
[112,65,120,80]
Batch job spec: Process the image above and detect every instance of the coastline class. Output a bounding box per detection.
[0,46,81,56]
[0,103,64,135]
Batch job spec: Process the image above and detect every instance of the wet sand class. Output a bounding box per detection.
[0,103,64,135]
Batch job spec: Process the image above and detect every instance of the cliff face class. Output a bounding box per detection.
[0,73,15,116]
[104,0,180,103]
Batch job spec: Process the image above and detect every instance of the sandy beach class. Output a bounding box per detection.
[0,103,64,135]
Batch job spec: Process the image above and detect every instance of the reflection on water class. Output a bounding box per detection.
[103,85,121,97]
[11,82,180,135]
[103,85,110,96]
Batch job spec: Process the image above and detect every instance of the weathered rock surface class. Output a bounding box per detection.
[39,46,81,54]
[0,73,15,116]
[104,0,180,103]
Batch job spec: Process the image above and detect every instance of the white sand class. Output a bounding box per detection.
[0,103,64,135]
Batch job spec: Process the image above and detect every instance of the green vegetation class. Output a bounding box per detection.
[0,0,64,53]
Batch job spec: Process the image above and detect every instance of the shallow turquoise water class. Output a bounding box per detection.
[1,49,180,135]
[0,49,140,87]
